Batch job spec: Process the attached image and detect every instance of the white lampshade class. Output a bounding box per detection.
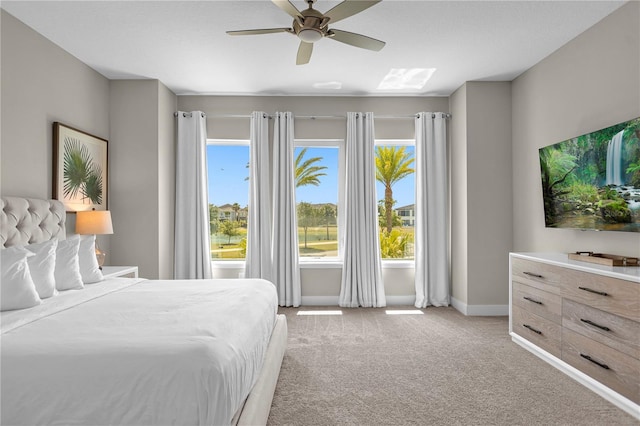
[76,210,114,235]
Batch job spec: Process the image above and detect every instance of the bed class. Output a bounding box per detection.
[0,196,287,426]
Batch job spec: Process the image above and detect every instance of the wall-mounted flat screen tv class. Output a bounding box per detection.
[539,117,639,232]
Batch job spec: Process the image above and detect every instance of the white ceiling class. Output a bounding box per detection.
[1,0,626,97]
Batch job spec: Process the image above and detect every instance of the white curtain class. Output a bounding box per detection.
[174,111,212,279]
[245,112,273,281]
[339,112,386,308]
[414,112,449,307]
[272,112,301,307]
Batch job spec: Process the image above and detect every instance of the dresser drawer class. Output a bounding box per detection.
[562,299,639,360]
[513,282,562,324]
[511,257,563,295]
[562,328,639,404]
[559,271,639,322]
[512,305,561,358]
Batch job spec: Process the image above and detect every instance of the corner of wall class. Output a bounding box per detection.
[449,83,469,305]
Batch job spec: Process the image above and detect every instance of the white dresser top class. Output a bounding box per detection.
[511,252,640,283]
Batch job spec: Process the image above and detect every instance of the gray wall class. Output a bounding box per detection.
[512,1,640,258]
[449,82,513,314]
[449,84,468,306]
[178,96,449,140]
[109,80,177,279]
[158,84,177,280]
[1,12,177,279]
[466,82,513,308]
[0,10,111,253]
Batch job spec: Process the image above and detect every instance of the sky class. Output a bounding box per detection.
[207,145,415,208]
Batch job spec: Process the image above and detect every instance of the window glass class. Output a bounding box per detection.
[375,144,415,260]
[207,143,249,260]
[294,146,340,258]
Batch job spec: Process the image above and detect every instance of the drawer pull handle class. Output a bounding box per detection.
[578,286,608,297]
[580,353,610,370]
[522,324,542,335]
[523,296,543,305]
[523,271,543,278]
[580,319,611,332]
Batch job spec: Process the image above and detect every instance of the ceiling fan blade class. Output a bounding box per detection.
[272,0,303,19]
[328,29,385,51]
[227,28,291,36]
[324,0,381,24]
[296,42,313,65]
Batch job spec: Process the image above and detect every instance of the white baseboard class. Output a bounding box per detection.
[451,297,508,316]
[300,295,415,306]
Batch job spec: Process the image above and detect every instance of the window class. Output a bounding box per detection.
[375,140,416,260]
[206,136,415,264]
[207,139,249,260]
[294,140,344,260]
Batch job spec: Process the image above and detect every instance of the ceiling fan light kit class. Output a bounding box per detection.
[298,28,323,43]
[227,0,385,65]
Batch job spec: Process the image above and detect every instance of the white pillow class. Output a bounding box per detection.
[24,239,58,299]
[54,235,84,291]
[78,235,104,284]
[1,247,42,311]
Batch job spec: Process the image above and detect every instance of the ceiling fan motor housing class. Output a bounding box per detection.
[293,7,329,43]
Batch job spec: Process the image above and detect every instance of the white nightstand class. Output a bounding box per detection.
[101,266,139,279]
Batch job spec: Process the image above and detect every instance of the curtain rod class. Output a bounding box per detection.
[174,112,205,118]
[189,113,451,119]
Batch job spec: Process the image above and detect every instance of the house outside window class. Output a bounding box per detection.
[395,204,415,227]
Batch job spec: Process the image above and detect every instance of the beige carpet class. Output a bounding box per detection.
[267,307,637,426]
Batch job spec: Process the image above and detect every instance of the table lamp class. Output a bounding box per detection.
[76,210,114,268]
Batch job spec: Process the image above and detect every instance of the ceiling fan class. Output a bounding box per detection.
[227,0,385,65]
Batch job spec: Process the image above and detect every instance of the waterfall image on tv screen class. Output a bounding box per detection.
[539,117,640,232]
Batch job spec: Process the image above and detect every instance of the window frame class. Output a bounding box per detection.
[206,138,250,264]
[206,138,416,269]
[294,139,345,263]
[375,139,416,266]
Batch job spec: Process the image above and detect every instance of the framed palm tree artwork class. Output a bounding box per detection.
[53,122,108,212]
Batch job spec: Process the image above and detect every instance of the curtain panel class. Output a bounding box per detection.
[339,112,386,308]
[245,112,273,281]
[414,112,450,307]
[174,111,213,279]
[272,112,301,307]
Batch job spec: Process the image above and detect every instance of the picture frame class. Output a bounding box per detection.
[53,122,108,212]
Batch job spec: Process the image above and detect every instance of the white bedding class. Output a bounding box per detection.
[1,277,278,426]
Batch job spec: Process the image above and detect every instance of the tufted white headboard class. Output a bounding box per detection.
[0,197,66,248]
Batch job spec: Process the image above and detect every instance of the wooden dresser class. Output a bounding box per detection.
[510,253,639,419]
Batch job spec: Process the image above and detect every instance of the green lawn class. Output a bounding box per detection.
[210,225,414,259]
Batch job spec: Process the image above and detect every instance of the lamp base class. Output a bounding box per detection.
[95,248,106,269]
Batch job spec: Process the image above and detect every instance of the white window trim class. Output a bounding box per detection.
[211,260,245,269]
[375,139,415,146]
[207,138,250,146]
